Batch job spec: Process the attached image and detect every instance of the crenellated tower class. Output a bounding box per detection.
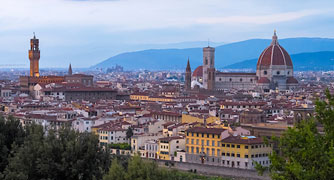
[29,33,40,77]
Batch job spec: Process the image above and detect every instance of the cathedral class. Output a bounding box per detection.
[185,31,298,92]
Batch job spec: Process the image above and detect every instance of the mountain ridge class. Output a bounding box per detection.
[92,37,334,70]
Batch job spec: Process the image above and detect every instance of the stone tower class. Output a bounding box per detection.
[185,58,191,90]
[202,46,215,90]
[68,63,73,75]
[29,33,40,77]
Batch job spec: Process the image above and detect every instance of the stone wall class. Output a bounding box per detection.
[156,160,270,180]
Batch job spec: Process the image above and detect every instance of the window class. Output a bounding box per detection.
[231,153,235,157]
[237,154,240,158]
[186,139,189,144]
[191,147,194,153]
[226,153,230,156]
[207,140,209,146]
[217,141,221,147]
[196,147,199,153]
[277,71,280,75]
[264,71,267,75]
[222,143,225,147]
[227,144,230,148]
[240,78,242,82]
[196,139,199,145]
[222,160,225,165]
[237,161,240,166]
[206,148,210,155]
[212,149,215,156]
[245,155,248,158]
[245,162,248,167]
[245,146,248,149]
[229,78,232,82]
[231,144,235,148]
[237,145,240,148]
[212,140,215,146]
[217,149,220,156]
[191,139,194,144]
[207,134,209,138]
[201,140,204,145]
[222,152,225,156]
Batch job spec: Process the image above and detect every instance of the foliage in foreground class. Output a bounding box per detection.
[104,155,227,180]
[0,116,25,176]
[266,89,334,180]
[1,123,111,180]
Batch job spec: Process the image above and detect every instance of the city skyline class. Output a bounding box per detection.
[0,0,333,68]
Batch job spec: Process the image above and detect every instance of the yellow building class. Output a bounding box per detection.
[130,94,174,102]
[221,135,272,169]
[185,127,225,164]
[157,136,185,160]
[185,127,273,169]
[181,114,219,125]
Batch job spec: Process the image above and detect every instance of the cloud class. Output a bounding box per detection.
[196,10,322,25]
[0,0,329,32]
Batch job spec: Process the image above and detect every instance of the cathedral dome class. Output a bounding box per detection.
[256,31,293,70]
[192,66,203,77]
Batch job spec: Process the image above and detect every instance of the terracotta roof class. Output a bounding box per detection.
[286,77,298,84]
[222,135,264,145]
[159,136,184,142]
[216,72,256,76]
[192,66,203,77]
[257,77,270,84]
[186,127,225,135]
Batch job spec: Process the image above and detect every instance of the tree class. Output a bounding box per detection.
[126,127,133,139]
[103,159,125,180]
[4,124,111,180]
[0,116,25,175]
[267,89,334,180]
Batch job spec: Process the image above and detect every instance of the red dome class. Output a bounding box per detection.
[192,66,203,77]
[257,31,293,69]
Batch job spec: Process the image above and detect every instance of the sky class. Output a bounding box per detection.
[0,0,333,68]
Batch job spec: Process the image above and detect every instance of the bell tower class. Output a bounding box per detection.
[29,33,40,77]
[185,58,192,90]
[202,46,215,90]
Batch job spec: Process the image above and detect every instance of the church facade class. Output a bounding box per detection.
[185,31,298,92]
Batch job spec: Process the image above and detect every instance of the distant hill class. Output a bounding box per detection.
[224,51,334,71]
[92,38,334,70]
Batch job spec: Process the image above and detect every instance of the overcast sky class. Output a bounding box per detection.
[0,0,333,68]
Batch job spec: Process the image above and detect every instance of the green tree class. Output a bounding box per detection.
[103,159,125,180]
[126,127,133,139]
[0,116,25,175]
[4,124,111,180]
[267,89,334,180]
